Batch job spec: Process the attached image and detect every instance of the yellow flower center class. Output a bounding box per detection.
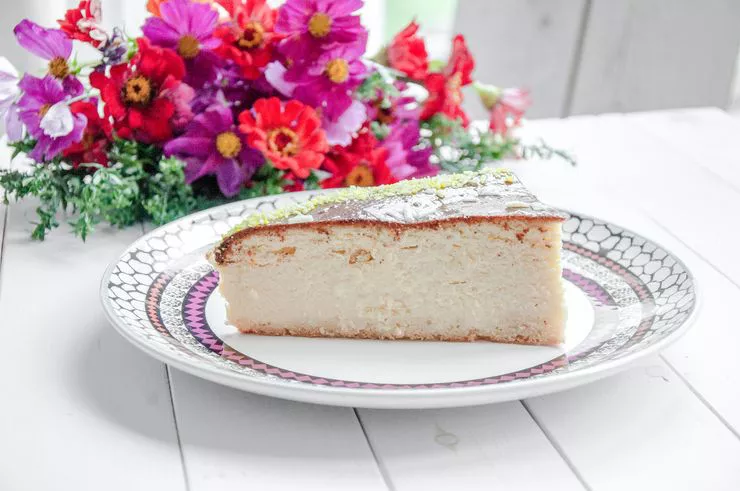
[237,21,265,50]
[325,58,349,83]
[177,35,201,59]
[215,131,242,159]
[345,164,374,187]
[122,75,153,106]
[447,73,463,105]
[39,104,52,118]
[48,57,69,79]
[308,13,332,38]
[267,127,299,156]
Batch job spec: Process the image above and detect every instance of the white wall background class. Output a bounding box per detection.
[1,0,739,119]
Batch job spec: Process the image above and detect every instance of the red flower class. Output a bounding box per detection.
[90,38,186,143]
[239,97,328,179]
[321,127,396,189]
[215,0,282,80]
[420,35,475,125]
[281,171,305,192]
[58,0,105,46]
[387,21,428,81]
[63,100,112,168]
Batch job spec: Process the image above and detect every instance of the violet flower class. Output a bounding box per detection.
[17,75,86,161]
[13,20,83,96]
[291,42,367,121]
[164,103,263,197]
[276,0,366,63]
[142,0,222,88]
[381,121,436,180]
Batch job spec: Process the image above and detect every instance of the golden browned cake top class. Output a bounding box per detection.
[224,168,563,238]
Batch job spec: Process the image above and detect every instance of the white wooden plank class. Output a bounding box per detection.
[169,371,388,490]
[358,402,585,490]
[628,108,740,192]
[518,114,740,488]
[570,0,740,115]
[526,357,740,491]
[0,152,185,489]
[454,0,587,119]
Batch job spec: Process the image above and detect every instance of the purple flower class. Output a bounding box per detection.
[381,121,436,180]
[13,20,83,95]
[142,0,222,88]
[96,28,129,72]
[366,81,420,125]
[291,43,367,120]
[276,0,365,63]
[17,75,86,161]
[322,99,366,145]
[164,103,263,197]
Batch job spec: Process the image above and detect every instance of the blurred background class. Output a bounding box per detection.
[2,0,739,121]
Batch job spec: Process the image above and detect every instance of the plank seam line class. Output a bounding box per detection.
[660,355,740,441]
[166,365,191,491]
[561,0,592,117]
[520,400,592,491]
[353,409,396,491]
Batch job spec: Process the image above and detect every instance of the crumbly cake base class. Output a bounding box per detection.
[234,322,562,346]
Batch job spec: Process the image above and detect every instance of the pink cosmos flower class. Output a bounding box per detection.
[276,0,365,64]
[13,20,83,96]
[17,75,86,161]
[142,0,222,88]
[381,121,436,180]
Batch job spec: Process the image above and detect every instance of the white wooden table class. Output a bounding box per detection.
[2,108,740,490]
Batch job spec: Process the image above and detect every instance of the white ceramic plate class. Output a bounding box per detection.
[101,191,697,409]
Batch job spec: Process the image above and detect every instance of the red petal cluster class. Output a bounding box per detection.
[321,126,396,189]
[420,35,475,126]
[387,21,428,80]
[90,38,186,143]
[238,97,328,178]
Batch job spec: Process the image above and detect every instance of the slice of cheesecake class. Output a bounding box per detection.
[211,168,566,345]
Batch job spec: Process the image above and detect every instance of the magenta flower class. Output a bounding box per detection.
[13,20,83,96]
[142,0,222,88]
[276,0,365,63]
[164,104,263,197]
[291,42,367,120]
[366,81,420,126]
[17,75,86,162]
[381,121,436,180]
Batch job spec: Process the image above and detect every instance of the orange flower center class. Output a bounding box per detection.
[325,58,349,84]
[345,164,374,187]
[267,127,299,156]
[308,13,332,38]
[373,99,394,124]
[39,104,52,118]
[238,21,265,50]
[178,35,201,59]
[122,76,153,107]
[216,131,242,159]
[48,57,69,79]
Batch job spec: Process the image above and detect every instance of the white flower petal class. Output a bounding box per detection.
[40,102,75,138]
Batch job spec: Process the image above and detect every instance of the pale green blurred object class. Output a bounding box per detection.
[384,0,458,58]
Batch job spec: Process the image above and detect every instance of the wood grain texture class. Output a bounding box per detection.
[358,402,585,490]
[454,0,587,119]
[569,0,740,114]
[169,371,388,490]
[0,209,186,487]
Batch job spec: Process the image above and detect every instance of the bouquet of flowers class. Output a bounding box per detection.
[0,0,569,240]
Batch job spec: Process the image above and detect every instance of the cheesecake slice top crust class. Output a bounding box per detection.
[214,168,565,265]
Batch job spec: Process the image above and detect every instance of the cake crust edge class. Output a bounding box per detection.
[214,214,564,265]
